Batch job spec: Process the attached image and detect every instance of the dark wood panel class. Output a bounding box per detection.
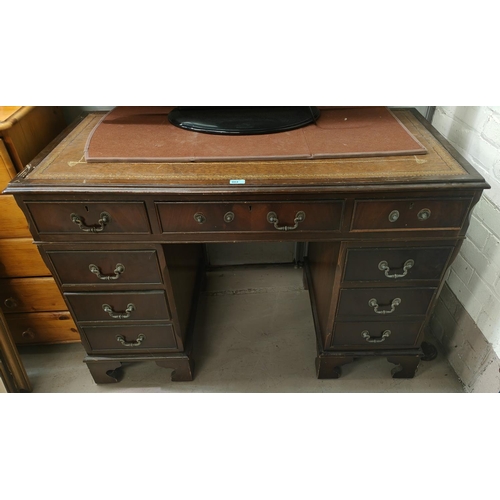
[343,245,454,282]
[26,202,151,235]
[81,323,178,353]
[330,320,424,350]
[306,242,341,346]
[46,249,162,285]
[163,243,204,338]
[337,287,437,319]
[351,197,472,232]
[65,291,170,322]
[156,201,343,233]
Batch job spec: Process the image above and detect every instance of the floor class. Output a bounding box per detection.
[18,264,464,393]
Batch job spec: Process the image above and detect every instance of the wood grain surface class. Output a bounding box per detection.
[17,110,470,188]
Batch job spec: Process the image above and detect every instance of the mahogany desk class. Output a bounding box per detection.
[4,109,488,383]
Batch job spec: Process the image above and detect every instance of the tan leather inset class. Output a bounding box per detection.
[23,110,468,186]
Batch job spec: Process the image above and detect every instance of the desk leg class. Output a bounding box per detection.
[156,357,194,382]
[316,354,354,379]
[387,355,420,378]
[86,360,123,384]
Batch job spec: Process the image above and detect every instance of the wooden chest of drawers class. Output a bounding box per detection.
[0,107,78,345]
[4,108,489,383]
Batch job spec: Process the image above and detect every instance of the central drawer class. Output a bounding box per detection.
[336,287,437,319]
[156,201,343,233]
[65,290,170,322]
[46,249,163,286]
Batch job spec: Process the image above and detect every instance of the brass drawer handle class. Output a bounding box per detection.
[224,211,235,223]
[388,210,400,222]
[418,208,431,221]
[362,329,391,343]
[267,211,305,231]
[116,334,145,347]
[70,211,110,232]
[102,303,135,319]
[194,212,206,224]
[378,259,414,279]
[89,263,125,281]
[368,297,401,314]
[4,297,18,309]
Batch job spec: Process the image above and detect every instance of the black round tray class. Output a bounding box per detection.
[168,106,320,135]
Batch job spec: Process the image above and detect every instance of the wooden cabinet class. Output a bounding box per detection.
[0,309,31,392]
[0,107,78,344]
[5,108,489,383]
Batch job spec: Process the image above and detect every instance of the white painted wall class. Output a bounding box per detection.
[432,107,500,357]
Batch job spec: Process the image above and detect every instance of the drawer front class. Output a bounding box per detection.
[343,246,454,282]
[156,201,343,233]
[0,238,51,278]
[330,321,423,350]
[0,277,66,313]
[8,311,79,345]
[26,202,151,235]
[65,290,170,322]
[351,198,472,232]
[337,287,437,319]
[46,249,163,286]
[0,195,31,239]
[81,324,178,353]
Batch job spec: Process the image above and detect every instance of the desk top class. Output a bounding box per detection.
[5,109,488,195]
